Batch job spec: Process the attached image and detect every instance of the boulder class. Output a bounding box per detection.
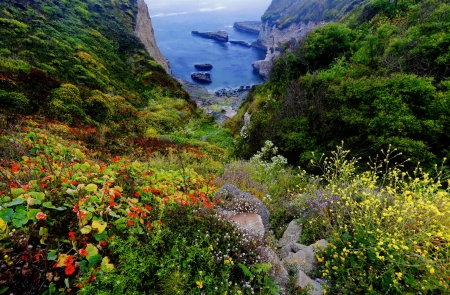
[233,21,262,34]
[191,30,228,42]
[252,60,272,80]
[278,220,303,248]
[215,184,270,233]
[191,72,212,84]
[230,213,265,239]
[194,63,213,70]
[283,239,328,274]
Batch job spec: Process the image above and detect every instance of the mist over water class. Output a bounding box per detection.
[146,0,271,91]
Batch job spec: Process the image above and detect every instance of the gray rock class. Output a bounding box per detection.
[191,30,228,42]
[240,112,251,137]
[296,269,323,295]
[194,63,213,70]
[263,246,289,292]
[252,59,273,80]
[234,21,262,34]
[278,220,303,248]
[229,213,265,239]
[191,72,212,83]
[283,239,329,274]
[215,184,270,232]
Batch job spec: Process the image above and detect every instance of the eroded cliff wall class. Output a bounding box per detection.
[134,0,171,73]
[253,0,363,79]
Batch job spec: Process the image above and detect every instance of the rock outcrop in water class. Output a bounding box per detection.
[194,64,213,70]
[233,21,262,34]
[191,72,212,84]
[134,0,170,73]
[230,40,251,47]
[191,30,229,42]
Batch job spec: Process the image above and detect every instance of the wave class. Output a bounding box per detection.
[152,11,189,17]
[199,6,227,12]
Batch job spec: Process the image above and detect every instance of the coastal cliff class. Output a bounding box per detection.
[134,0,171,73]
[253,0,363,79]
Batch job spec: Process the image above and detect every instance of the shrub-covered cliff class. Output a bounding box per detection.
[233,0,450,169]
[0,0,191,143]
[262,0,363,29]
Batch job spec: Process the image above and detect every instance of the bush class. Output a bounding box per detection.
[0,90,29,113]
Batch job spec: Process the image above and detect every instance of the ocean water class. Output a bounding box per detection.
[147,3,269,91]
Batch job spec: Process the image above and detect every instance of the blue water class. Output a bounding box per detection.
[149,9,267,91]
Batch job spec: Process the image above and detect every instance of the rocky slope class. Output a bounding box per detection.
[134,0,171,73]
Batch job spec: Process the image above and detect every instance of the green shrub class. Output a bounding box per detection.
[0,90,29,112]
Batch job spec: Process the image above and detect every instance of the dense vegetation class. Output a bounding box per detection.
[262,0,364,29]
[231,0,450,170]
[1,0,449,294]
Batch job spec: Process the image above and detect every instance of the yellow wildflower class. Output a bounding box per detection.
[196,281,203,289]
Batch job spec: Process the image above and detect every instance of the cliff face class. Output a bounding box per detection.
[253,0,363,79]
[134,0,171,73]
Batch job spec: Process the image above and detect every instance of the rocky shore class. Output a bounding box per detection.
[176,78,256,124]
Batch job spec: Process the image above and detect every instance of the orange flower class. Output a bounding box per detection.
[36,212,47,220]
[78,249,88,257]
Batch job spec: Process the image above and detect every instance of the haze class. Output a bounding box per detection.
[146,0,272,17]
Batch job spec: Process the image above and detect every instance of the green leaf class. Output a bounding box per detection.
[80,225,92,234]
[12,218,28,227]
[39,227,48,236]
[47,250,57,261]
[108,211,120,218]
[88,254,102,267]
[5,198,24,207]
[55,206,67,211]
[29,192,45,201]
[0,287,9,294]
[78,260,88,274]
[66,188,78,195]
[11,188,25,197]
[100,256,114,272]
[0,208,14,222]
[42,201,56,209]
[85,183,98,192]
[238,263,253,277]
[85,243,98,260]
[27,209,41,222]
[94,231,107,242]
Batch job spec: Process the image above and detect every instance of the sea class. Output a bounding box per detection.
[146,1,271,91]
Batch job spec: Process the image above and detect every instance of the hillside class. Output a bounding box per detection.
[262,0,364,29]
[1,0,450,294]
[232,0,450,169]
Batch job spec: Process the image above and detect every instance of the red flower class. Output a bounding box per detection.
[145,205,152,211]
[64,255,74,266]
[141,212,147,218]
[36,212,47,220]
[77,210,87,219]
[78,249,88,257]
[65,264,76,276]
[134,192,140,197]
[68,231,76,241]
[109,201,116,207]
[100,240,108,247]
[11,163,20,173]
[127,220,134,226]
[146,223,153,229]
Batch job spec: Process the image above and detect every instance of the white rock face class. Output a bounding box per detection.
[134,0,171,73]
[252,20,326,79]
